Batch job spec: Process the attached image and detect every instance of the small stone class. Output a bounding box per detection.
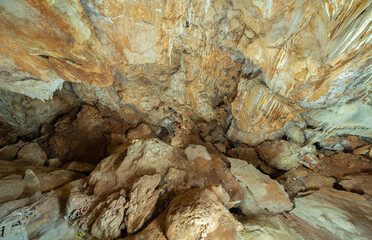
[259,163,276,175]
[339,173,372,196]
[347,161,355,168]
[127,123,154,141]
[227,147,260,167]
[22,169,41,196]
[353,145,371,155]
[184,144,212,161]
[67,161,95,173]
[244,29,255,39]
[46,158,62,167]
[257,140,301,170]
[214,143,226,153]
[0,145,19,160]
[204,136,212,142]
[17,143,47,166]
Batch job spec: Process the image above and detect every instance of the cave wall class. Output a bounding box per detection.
[0,0,371,146]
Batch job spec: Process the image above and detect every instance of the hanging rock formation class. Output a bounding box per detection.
[0,0,371,147]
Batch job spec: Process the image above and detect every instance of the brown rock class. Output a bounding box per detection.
[38,170,84,192]
[228,158,293,213]
[204,135,213,142]
[257,140,301,170]
[21,169,41,197]
[339,173,372,196]
[344,136,368,150]
[17,143,47,166]
[165,188,243,240]
[353,145,372,155]
[287,189,372,240]
[0,145,19,160]
[46,158,62,167]
[123,214,167,240]
[125,174,162,234]
[92,189,128,239]
[214,143,227,153]
[278,168,335,198]
[0,179,25,203]
[127,123,155,141]
[163,168,187,195]
[184,144,212,161]
[227,147,260,168]
[67,161,95,173]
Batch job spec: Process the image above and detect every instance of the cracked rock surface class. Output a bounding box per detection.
[0,1,371,240]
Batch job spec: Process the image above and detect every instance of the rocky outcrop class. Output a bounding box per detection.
[64,138,295,238]
[0,116,371,240]
[228,158,293,213]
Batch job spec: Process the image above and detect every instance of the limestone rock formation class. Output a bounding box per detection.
[185,144,212,161]
[0,1,371,240]
[165,188,243,240]
[228,158,293,212]
[0,0,371,148]
[257,140,302,170]
[286,188,372,240]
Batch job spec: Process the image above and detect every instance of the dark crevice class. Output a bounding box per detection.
[38,55,50,59]
[333,182,346,191]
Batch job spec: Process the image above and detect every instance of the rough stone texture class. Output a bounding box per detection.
[46,104,127,164]
[184,144,212,161]
[228,157,293,213]
[0,152,86,239]
[91,189,127,239]
[17,143,47,166]
[127,123,155,141]
[278,168,336,198]
[316,152,372,181]
[339,173,372,196]
[0,0,371,148]
[227,146,261,168]
[0,83,80,147]
[165,188,243,240]
[65,138,296,238]
[317,135,369,151]
[286,188,372,240]
[256,140,302,170]
[125,174,162,234]
[240,215,304,240]
[1,125,371,240]
[353,145,372,156]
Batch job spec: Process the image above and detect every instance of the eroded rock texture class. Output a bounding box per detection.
[0,0,371,147]
[0,118,371,239]
[0,1,371,240]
